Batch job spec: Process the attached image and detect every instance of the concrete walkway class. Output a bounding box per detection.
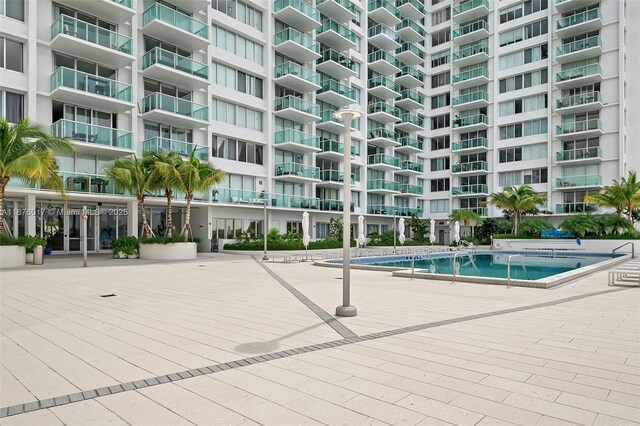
[1,254,638,425]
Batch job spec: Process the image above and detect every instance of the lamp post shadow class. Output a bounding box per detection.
[233,322,327,354]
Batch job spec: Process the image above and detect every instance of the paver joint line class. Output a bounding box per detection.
[0,286,631,419]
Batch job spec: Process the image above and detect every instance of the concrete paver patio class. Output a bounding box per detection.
[0,253,638,425]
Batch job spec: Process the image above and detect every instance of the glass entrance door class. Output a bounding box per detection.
[68,204,96,252]
[41,204,65,251]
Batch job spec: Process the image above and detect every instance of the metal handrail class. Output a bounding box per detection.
[411,250,441,276]
[507,254,529,287]
[612,242,635,259]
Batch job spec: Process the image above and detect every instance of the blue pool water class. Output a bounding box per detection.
[330,251,621,281]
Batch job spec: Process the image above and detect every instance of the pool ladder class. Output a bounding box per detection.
[507,254,530,287]
[452,251,479,282]
[410,248,441,275]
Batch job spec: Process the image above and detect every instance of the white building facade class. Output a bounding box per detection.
[1,0,638,253]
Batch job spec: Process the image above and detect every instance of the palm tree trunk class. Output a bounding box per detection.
[0,177,8,234]
[165,188,173,238]
[628,204,634,223]
[182,193,192,241]
[513,213,519,235]
[138,195,152,237]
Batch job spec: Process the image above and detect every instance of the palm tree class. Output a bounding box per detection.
[486,185,547,235]
[585,171,640,222]
[145,151,181,238]
[159,149,225,240]
[560,214,600,238]
[105,156,154,237]
[0,118,73,234]
[449,209,482,237]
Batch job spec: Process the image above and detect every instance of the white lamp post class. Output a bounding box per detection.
[333,106,361,317]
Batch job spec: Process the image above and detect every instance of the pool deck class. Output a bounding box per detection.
[1,253,639,425]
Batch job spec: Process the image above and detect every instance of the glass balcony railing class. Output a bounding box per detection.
[452,90,488,106]
[557,35,600,56]
[319,139,357,156]
[555,202,598,214]
[142,93,208,120]
[275,0,320,21]
[401,160,423,172]
[368,205,422,216]
[453,43,488,61]
[368,127,398,141]
[274,129,320,149]
[51,15,132,54]
[399,184,424,195]
[556,91,601,109]
[216,189,321,209]
[368,153,401,167]
[453,114,488,128]
[452,66,489,83]
[367,179,400,191]
[51,119,132,149]
[397,65,425,82]
[397,0,425,14]
[396,42,425,59]
[453,0,489,15]
[556,147,602,161]
[142,137,208,160]
[368,50,401,68]
[368,102,400,117]
[452,184,488,195]
[399,137,422,150]
[318,18,356,43]
[318,79,357,101]
[113,0,132,7]
[399,89,424,105]
[557,8,600,30]
[319,199,354,212]
[452,207,487,216]
[142,47,208,79]
[142,3,208,40]
[451,137,489,151]
[556,63,602,82]
[453,20,489,38]
[275,162,320,179]
[274,27,319,53]
[556,119,601,135]
[51,67,132,101]
[317,0,356,13]
[400,113,424,127]
[368,23,399,41]
[61,172,121,195]
[396,19,425,37]
[368,75,401,92]
[318,49,357,72]
[556,175,602,188]
[452,161,488,173]
[274,96,319,116]
[368,0,401,17]
[319,169,354,184]
[274,61,321,85]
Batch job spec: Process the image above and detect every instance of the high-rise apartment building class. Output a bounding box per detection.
[1,0,638,253]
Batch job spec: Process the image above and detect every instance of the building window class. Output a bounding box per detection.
[499,168,548,186]
[431,71,450,88]
[212,62,263,98]
[430,199,449,213]
[287,222,302,235]
[212,135,264,165]
[212,0,263,31]
[499,44,548,70]
[499,118,548,140]
[430,157,450,171]
[431,93,450,109]
[431,114,450,130]
[431,135,450,151]
[432,28,451,47]
[499,0,548,24]
[499,94,547,116]
[431,50,450,68]
[211,98,263,131]
[431,7,451,26]
[212,25,264,64]
[0,91,24,123]
[430,178,450,192]
[499,19,547,46]
[499,68,547,93]
[0,37,23,72]
[1,0,24,21]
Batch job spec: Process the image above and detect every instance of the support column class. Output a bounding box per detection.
[127,199,138,237]
[26,194,36,236]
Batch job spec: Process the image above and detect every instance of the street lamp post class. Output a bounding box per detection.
[333,106,361,318]
[262,190,268,261]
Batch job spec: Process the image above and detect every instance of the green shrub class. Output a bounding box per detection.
[112,236,139,257]
[223,238,356,251]
[0,232,17,246]
[17,235,47,253]
[139,235,202,245]
[519,218,554,238]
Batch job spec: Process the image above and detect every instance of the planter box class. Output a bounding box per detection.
[139,242,197,260]
[493,238,640,255]
[0,245,26,268]
[26,253,34,263]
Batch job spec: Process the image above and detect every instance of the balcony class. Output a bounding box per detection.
[368,50,401,76]
[317,18,357,51]
[451,161,489,174]
[367,179,400,193]
[555,63,602,88]
[453,0,490,22]
[142,137,208,160]
[556,147,602,164]
[368,0,401,27]
[59,172,122,195]
[142,93,208,128]
[452,66,489,88]
[396,18,425,43]
[274,61,321,92]
[398,184,423,196]
[556,36,602,63]
[396,0,425,17]
[274,0,321,32]
[50,67,132,112]
[555,202,598,214]
[274,129,321,154]
[555,0,600,14]
[274,96,320,122]
[319,199,354,212]
[368,24,402,51]
[316,0,356,23]
[368,127,400,148]
[556,119,602,139]
[556,8,601,38]
[316,48,358,79]
[452,184,489,196]
[317,110,358,133]
[556,175,603,190]
[274,28,321,63]
[53,0,133,23]
[396,66,425,89]
[556,91,603,114]
[452,43,489,67]
[317,139,356,160]
[216,190,321,210]
[396,113,423,133]
[142,3,208,50]
[452,207,487,216]
[51,119,133,155]
[367,153,401,170]
[452,90,489,109]
[142,47,208,89]
[317,79,357,106]
[395,42,424,66]
[452,20,489,45]
[368,76,401,100]
[274,162,321,182]
[452,114,488,131]
[317,170,355,188]
[50,15,133,67]
[368,205,422,216]
[368,102,401,124]
[396,136,423,154]
[396,89,424,110]
[397,160,423,175]
[451,137,489,153]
